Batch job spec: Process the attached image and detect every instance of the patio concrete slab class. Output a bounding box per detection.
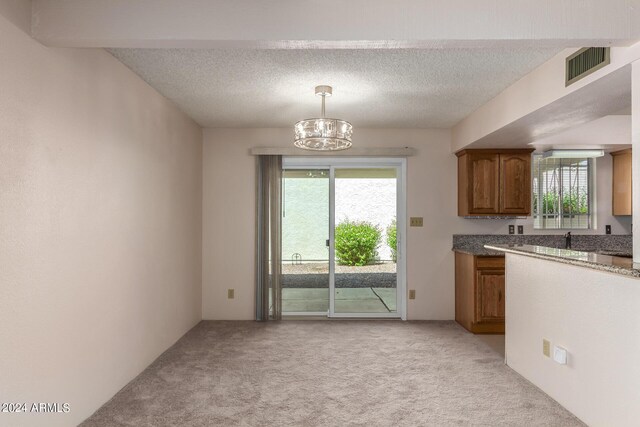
[372,288,397,312]
[282,299,329,312]
[335,288,377,300]
[335,299,389,313]
[282,287,392,314]
[282,288,329,300]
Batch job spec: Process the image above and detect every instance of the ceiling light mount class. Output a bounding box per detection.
[294,85,352,151]
[315,85,332,97]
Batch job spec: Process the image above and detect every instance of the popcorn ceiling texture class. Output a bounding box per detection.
[108,48,560,128]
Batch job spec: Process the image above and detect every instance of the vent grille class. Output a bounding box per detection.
[565,47,610,86]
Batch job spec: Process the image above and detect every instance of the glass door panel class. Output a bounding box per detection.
[333,168,398,314]
[281,169,330,314]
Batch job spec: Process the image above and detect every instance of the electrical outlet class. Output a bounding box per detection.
[543,339,551,357]
[509,225,515,234]
[409,290,416,299]
[410,217,423,227]
[606,225,612,235]
[227,289,235,299]
[553,346,568,365]
[518,225,524,235]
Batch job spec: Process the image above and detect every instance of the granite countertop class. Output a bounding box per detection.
[484,244,640,278]
[452,247,506,257]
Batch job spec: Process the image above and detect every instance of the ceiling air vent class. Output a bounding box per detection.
[565,47,610,86]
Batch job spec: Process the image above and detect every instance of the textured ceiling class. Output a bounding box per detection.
[109,48,561,128]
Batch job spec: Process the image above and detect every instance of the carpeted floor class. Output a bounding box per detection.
[82,321,583,426]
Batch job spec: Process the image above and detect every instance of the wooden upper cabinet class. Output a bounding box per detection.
[611,149,632,216]
[457,149,533,216]
[499,153,531,215]
[468,153,500,214]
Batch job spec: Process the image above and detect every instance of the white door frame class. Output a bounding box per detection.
[282,157,407,320]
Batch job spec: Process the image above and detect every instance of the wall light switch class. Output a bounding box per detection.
[409,290,416,299]
[410,217,423,227]
[553,346,568,365]
[517,225,524,235]
[228,289,235,299]
[606,225,612,235]
[542,339,551,357]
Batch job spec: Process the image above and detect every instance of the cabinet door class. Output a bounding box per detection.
[476,269,505,323]
[468,153,500,214]
[500,154,531,215]
[612,150,632,216]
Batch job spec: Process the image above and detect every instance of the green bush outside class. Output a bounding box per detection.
[386,219,397,262]
[534,190,589,214]
[335,220,381,266]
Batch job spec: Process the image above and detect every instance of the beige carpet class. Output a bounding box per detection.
[82,321,583,426]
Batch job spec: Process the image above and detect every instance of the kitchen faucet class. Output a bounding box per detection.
[564,232,572,249]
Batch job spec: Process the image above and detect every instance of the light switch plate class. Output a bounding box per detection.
[409,290,416,299]
[410,217,423,227]
[542,339,551,357]
[228,289,235,299]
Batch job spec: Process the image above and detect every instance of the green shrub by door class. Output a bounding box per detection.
[386,219,397,262]
[335,220,381,266]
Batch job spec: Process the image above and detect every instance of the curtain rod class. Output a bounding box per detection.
[249,147,416,156]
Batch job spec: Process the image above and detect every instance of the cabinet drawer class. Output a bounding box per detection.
[476,257,505,269]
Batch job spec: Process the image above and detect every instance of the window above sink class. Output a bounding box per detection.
[532,155,594,230]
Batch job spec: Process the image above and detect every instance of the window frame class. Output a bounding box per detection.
[532,155,595,230]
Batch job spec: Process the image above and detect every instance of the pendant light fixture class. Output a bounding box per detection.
[294,85,353,151]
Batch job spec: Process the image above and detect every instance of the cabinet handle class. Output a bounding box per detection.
[498,291,502,301]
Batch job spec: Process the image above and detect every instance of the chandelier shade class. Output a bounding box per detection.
[293,86,353,151]
[293,118,353,151]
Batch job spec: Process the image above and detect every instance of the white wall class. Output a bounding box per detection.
[505,254,640,426]
[0,0,30,33]
[632,61,640,262]
[0,12,202,427]
[202,128,629,321]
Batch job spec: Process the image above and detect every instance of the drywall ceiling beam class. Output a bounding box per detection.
[457,66,632,150]
[452,42,640,151]
[31,0,640,48]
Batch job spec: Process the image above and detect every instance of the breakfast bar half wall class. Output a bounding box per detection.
[487,245,640,427]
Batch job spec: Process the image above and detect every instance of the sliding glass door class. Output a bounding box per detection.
[282,158,406,319]
[281,169,330,315]
[333,168,398,315]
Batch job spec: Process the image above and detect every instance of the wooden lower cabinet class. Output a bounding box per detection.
[455,252,505,334]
